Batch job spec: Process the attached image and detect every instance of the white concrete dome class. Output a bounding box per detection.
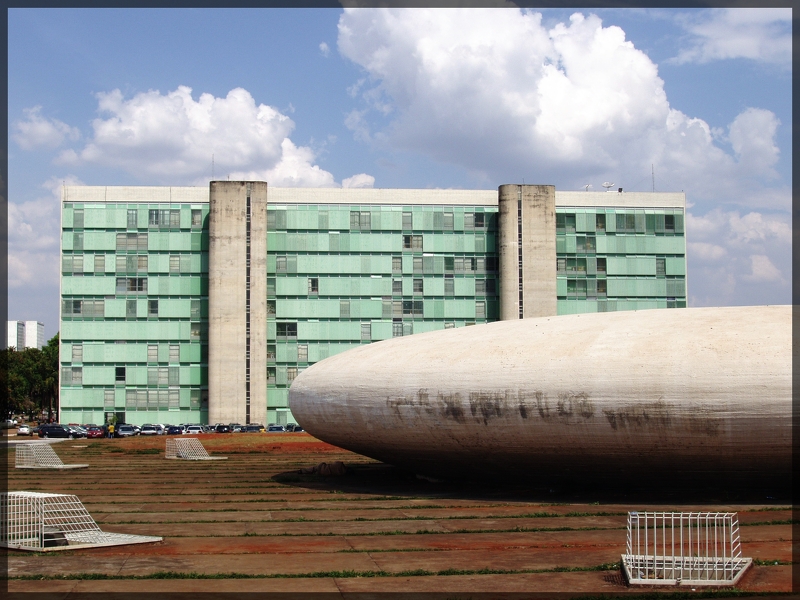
[289,305,791,484]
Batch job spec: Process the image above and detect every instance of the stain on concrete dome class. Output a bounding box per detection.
[289,305,791,486]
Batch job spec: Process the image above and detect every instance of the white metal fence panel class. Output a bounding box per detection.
[15,444,88,469]
[165,437,226,460]
[1,492,161,551]
[622,511,751,586]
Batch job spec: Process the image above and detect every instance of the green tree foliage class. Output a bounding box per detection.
[2,334,59,421]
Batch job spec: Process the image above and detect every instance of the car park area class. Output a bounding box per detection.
[2,431,791,594]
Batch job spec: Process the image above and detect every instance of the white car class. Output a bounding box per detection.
[186,425,204,435]
[16,424,31,436]
[140,424,159,436]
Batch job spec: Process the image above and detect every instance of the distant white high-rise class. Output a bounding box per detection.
[6,321,45,350]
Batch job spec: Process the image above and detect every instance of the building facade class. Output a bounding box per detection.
[59,183,686,426]
[7,320,45,350]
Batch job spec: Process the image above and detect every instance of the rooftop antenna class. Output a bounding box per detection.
[583,184,592,192]
[602,182,614,191]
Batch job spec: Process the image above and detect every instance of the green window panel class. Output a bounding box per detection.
[180,207,192,229]
[654,237,683,254]
[82,366,116,386]
[148,232,167,251]
[275,277,307,296]
[268,388,289,409]
[557,278,567,296]
[402,255,413,274]
[556,237,567,253]
[180,389,191,408]
[432,299,445,318]
[267,321,277,340]
[454,278,476,296]
[126,366,147,386]
[604,212,616,233]
[454,212,465,231]
[666,257,686,276]
[62,207,74,228]
[666,278,686,296]
[605,278,627,297]
[82,231,116,251]
[576,212,596,233]
[371,321,392,341]
[425,278,445,296]
[187,366,201,385]
[147,254,168,273]
[181,343,202,363]
[296,321,318,340]
[83,206,108,228]
[565,236,577,254]
[60,343,74,362]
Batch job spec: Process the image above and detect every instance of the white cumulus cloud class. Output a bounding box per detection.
[671,8,792,68]
[12,106,80,150]
[66,85,360,187]
[342,173,375,188]
[319,42,330,57]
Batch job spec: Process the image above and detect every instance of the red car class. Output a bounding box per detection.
[86,426,104,439]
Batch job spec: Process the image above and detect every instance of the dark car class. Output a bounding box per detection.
[287,424,304,432]
[166,425,183,435]
[215,424,231,433]
[267,425,286,432]
[243,424,265,433]
[37,424,76,439]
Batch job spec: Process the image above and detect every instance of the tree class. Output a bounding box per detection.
[2,333,60,421]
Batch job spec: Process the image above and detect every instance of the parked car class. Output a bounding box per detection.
[86,426,104,439]
[140,424,160,436]
[115,425,136,438]
[166,425,183,435]
[244,424,265,433]
[132,425,142,435]
[66,425,87,438]
[215,424,231,433]
[267,425,286,432]
[286,424,304,432]
[16,424,31,436]
[186,425,204,435]
[37,424,75,439]
[230,423,244,433]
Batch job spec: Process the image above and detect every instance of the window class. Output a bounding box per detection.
[190,323,202,340]
[577,236,586,253]
[267,278,276,295]
[413,257,423,274]
[360,212,371,231]
[557,258,566,273]
[444,275,454,296]
[149,209,180,228]
[148,345,158,363]
[297,344,308,362]
[169,345,180,363]
[403,235,423,250]
[72,344,83,363]
[486,279,496,294]
[277,322,297,340]
[73,209,84,229]
[476,301,486,319]
[190,299,202,321]
[402,212,413,230]
[596,213,606,231]
[267,345,276,361]
[392,256,402,273]
[443,212,454,231]
[169,367,179,386]
[665,214,675,232]
[267,210,287,230]
[267,368,276,384]
[474,213,485,228]
[72,255,84,273]
[361,322,371,340]
[117,277,147,294]
[350,211,370,231]
[444,322,455,329]
[267,300,276,316]
[116,232,147,251]
[597,279,607,297]
[318,210,328,230]
[464,213,474,229]
[115,366,126,383]
[444,257,454,272]
[340,300,350,318]
[403,300,423,317]
[597,257,607,273]
[413,278,423,294]
[475,279,486,294]
[169,389,180,410]
[127,209,138,229]
[308,278,319,295]
[656,258,666,277]
[104,389,115,408]
[276,256,287,272]
[126,299,137,319]
[392,320,404,338]
[392,279,402,295]
[73,232,84,251]
[148,300,158,318]
[61,299,104,318]
[191,209,202,228]
[170,255,180,273]
[585,236,596,253]
[62,367,82,385]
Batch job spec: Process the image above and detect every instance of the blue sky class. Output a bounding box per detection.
[7,7,792,339]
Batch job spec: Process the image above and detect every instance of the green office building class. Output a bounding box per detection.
[59,183,686,427]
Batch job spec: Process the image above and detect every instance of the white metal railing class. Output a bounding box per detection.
[622,511,751,586]
[165,437,227,460]
[15,444,88,469]
[1,492,161,551]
